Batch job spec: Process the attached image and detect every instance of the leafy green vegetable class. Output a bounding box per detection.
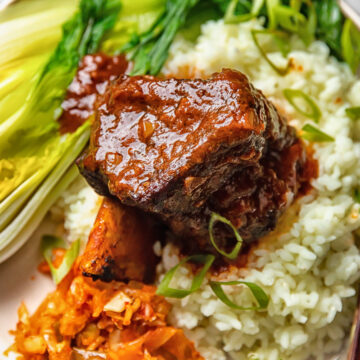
[0,164,81,262]
[0,0,121,261]
[346,107,360,120]
[210,280,269,310]
[180,0,222,41]
[301,124,334,142]
[209,212,243,259]
[41,235,80,284]
[314,0,344,59]
[283,89,322,122]
[124,0,200,75]
[156,254,215,298]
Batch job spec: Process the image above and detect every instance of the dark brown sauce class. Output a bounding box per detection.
[58,53,129,134]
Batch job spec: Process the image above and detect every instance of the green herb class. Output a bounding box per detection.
[210,280,269,310]
[341,19,360,74]
[40,235,80,284]
[156,254,215,298]
[251,29,291,76]
[209,212,243,259]
[283,89,322,122]
[124,0,200,76]
[346,107,360,120]
[301,124,334,142]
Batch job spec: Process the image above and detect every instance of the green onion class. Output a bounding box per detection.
[301,124,334,142]
[266,0,280,29]
[346,107,360,120]
[224,0,254,24]
[251,0,265,16]
[251,29,291,76]
[209,212,243,259]
[210,280,269,310]
[300,1,317,46]
[156,254,215,298]
[341,19,360,74]
[40,235,80,284]
[283,89,321,122]
[273,5,306,33]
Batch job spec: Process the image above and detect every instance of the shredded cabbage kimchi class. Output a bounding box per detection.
[10,267,203,360]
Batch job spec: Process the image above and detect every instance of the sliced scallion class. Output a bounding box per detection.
[210,280,269,310]
[274,5,306,33]
[266,0,280,29]
[209,212,243,259]
[156,254,215,298]
[40,235,80,284]
[251,0,265,16]
[224,0,254,24]
[251,29,290,76]
[300,1,317,46]
[301,124,334,142]
[283,89,321,122]
[341,19,360,74]
[346,107,360,120]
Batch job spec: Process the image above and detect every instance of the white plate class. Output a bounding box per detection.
[0,218,55,356]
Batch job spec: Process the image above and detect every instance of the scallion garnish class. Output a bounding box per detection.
[40,235,80,284]
[346,107,360,120]
[341,19,360,74]
[283,89,322,122]
[156,254,215,298]
[224,0,254,24]
[251,29,291,76]
[301,124,334,142]
[210,280,269,310]
[266,0,280,29]
[274,5,306,33]
[209,212,243,260]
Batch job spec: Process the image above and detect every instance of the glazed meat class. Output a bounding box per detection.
[78,69,308,254]
[79,197,159,282]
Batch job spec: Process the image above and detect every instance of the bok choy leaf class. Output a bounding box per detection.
[0,0,120,261]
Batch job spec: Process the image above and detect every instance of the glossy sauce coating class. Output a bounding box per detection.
[81,69,293,202]
[79,69,311,255]
[58,53,129,134]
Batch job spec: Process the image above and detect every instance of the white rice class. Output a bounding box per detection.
[53,18,360,360]
[50,176,101,248]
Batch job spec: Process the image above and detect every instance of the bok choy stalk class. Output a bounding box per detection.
[0,0,121,261]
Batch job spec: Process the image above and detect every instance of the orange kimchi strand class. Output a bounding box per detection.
[10,268,203,360]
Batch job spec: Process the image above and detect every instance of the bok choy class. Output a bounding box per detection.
[0,0,121,261]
